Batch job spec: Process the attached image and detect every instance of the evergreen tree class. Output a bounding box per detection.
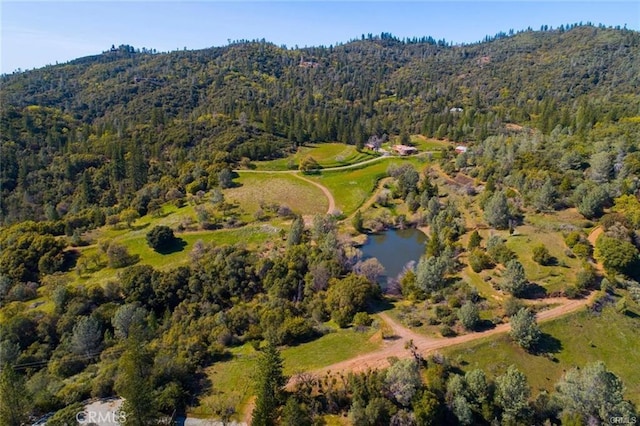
[416,255,447,294]
[71,315,102,357]
[115,330,157,426]
[252,342,287,426]
[352,210,364,233]
[534,177,557,211]
[554,361,636,423]
[281,396,311,426]
[129,138,147,191]
[467,230,482,250]
[458,301,480,331]
[146,225,177,252]
[0,364,31,426]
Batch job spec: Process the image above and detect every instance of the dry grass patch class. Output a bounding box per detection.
[226,173,328,215]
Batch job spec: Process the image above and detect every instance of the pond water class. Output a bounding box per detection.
[360,228,427,286]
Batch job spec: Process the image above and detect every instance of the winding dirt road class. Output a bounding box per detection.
[289,294,594,384]
[293,174,336,215]
[234,151,437,218]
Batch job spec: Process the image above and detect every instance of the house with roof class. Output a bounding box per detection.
[392,145,418,156]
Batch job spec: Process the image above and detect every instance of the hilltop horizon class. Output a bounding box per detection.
[2,0,638,73]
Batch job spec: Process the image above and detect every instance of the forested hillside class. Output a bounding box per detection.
[2,25,639,225]
[1,24,640,425]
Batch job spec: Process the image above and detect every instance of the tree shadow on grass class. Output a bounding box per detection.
[533,333,563,360]
[155,237,187,255]
[520,282,548,299]
[474,319,497,332]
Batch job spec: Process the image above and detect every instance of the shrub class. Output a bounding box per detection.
[564,286,580,299]
[440,325,456,337]
[532,244,553,265]
[486,235,516,265]
[571,242,592,259]
[353,312,373,327]
[458,301,480,331]
[575,268,598,290]
[503,297,523,317]
[564,231,582,248]
[468,248,493,272]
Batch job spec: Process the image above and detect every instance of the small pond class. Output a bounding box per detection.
[360,228,427,286]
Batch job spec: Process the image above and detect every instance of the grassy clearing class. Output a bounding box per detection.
[443,305,640,404]
[307,162,388,216]
[282,328,380,375]
[226,173,328,215]
[191,327,381,419]
[526,209,593,232]
[459,265,502,302]
[191,344,257,419]
[410,135,451,151]
[502,225,582,294]
[253,143,379,171]
[307,158,427,216]
[73,225,279,288]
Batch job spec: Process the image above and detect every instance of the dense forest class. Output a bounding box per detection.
[2,24,639,225]
[1,24,640,425]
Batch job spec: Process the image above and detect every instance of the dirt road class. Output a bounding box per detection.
[294,173,336,215]
[289,294,593,383]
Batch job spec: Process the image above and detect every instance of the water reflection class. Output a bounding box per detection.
[360,228,427,289]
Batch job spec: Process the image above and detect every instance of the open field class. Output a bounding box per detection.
[443,305,640,405]
[282,328,380,376]
[306,162,388,216]
[191,327,380,419]
[307,158,431,216]
[252,143,379,171]
[503,225,582,294]
[409,135,452,151]
[226,172,328,215]
[71,225,280,289]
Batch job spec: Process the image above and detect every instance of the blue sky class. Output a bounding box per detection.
[2,1,639,74]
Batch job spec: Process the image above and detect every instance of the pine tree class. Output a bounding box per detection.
[252,342,287,426]
[0,365,31,426]
[467,230,482,250]
[115,330,157,426]
[501,259,528,296]
[496,365,531,423]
